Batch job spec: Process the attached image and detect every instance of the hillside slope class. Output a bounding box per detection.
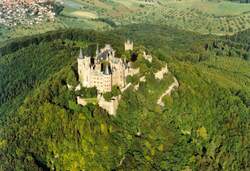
[0,25,250,170]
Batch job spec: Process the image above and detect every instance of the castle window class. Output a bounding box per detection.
[131,52,138,62]
[90,57,95,65]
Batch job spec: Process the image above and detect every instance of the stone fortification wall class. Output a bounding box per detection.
[97,95,121,115]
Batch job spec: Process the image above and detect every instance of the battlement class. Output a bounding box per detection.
[124,40,133,51]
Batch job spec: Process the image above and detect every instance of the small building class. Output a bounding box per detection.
[124,40,134,51]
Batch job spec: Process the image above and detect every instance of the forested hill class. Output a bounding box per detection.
[0,25,250,170]
[0,25,213,117]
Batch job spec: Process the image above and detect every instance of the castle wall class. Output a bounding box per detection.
[77,58,85,84]
[78,57,92,87]
[125,67,140,77]
[154,65,168,80]
[90,73,112,93]
[143,51,153,63]
[112,70,125,88]
[77,96,87,106]
[111,61,126,88]
[98,95,121,115]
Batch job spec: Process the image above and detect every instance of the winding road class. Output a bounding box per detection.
[157,77,179,107]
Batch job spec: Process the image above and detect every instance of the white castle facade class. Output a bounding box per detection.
[78,41,134,93]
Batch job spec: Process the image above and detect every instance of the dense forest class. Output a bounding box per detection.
[0,25,249,170]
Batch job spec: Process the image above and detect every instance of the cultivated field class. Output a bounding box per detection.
[1,0,250,42]
[59,0,250,35]
[114,0,250,35]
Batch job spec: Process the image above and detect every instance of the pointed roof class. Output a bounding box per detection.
[79,48,84,59]
[126,39,133,43]
[104,64,111,75]
[96,43,99,56]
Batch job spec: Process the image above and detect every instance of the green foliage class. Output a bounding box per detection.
[103,86,121,101]
[0,39,78,116]
[0,25,250,170]
[75,87,97,98]
[66,66,78,87]
[208,34,250,61]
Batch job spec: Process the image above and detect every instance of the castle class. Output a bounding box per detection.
[78,41,134,93]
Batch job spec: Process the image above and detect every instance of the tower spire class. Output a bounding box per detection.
[96,43,99,57]
[104,64,110,75]
[79,48,83,59]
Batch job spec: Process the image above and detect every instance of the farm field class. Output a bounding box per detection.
[1,0,250,43]
[115,0,250,35]
[42,0,250,35]
[165,0,250,16]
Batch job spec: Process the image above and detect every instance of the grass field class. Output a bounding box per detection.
[0,26,10,41]
[0,21,64,43]
[70,11,97,19]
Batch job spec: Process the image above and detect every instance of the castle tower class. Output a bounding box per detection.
[96,44,99,57]
[77,48,84,81]
[77,49,91,87]
[125,40,133,51]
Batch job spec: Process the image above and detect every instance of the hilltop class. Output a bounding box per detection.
[0,25,249,170]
